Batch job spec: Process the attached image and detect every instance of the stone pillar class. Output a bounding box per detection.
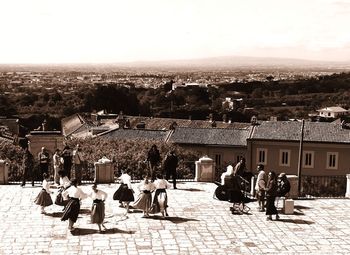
[0,160,9,184]
[195,156,215,182]
[287,175,298,199]
[94,157,114,183]
[346,174,350,198]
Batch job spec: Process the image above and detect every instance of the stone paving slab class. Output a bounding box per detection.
[0,182,350,254]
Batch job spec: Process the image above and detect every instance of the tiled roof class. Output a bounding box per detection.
[126,116,251,130]
[61,114,86,136]
[251,121,350,144]
[169,127,252,146]
[99,128,169,141]
[317,107,348,113]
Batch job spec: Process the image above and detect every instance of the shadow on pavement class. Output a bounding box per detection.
[148,215,200,223]
[277,218,314,224]
[79,209,91,215]
[176,188,204,192]
[71,228,136,236]
[46,212,63,218]
[294,205,311,210]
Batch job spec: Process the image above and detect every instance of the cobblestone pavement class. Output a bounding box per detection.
[1,182,350,255]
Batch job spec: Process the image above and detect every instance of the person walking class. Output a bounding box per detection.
[61,145,73,179]
[163,150,178,189]
[150,174,171,218]
[21,147,35,187]
[131,176,155,218]
[255,165,266,212]
[72,144,84,185]
[61,178,87,231]
[147,144,161,181]
[89,183,108,233]
[113,169,134,214]
[34,173,53,214]
[38,147,50,182]
[265,171,279,221]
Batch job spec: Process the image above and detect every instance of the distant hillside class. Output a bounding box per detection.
[122,55,350,70]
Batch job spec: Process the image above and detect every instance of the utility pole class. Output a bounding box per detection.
[297,119,305,196]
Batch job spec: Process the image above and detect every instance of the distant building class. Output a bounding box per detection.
[317,106,349,119]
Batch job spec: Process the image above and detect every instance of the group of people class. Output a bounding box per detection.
[113,169,172,218]
[33,166,174,233]
[220,159,291,221]
[255,164,291,221]
[21,144,85,187]
[146,145,178,188]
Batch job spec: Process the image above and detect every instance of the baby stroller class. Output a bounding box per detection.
[214,175,253,214]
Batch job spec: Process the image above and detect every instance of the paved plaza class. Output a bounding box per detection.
[0,182,350,255]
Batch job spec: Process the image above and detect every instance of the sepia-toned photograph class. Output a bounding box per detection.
[0,0,350,254]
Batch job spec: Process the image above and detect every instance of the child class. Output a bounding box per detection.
[150,174,171,218]
[34,173,53,214]
[89,183,108,233]
[131,176,155,218]
[113,169,134,214]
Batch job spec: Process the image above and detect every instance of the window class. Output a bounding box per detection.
[303,151,314,168]
[215,154,222,167]
[279,150,291,167]
[256,148,267,165]
[326,152,338,169]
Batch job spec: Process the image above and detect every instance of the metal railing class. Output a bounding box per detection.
[300,175,346,198]
[8,160,196,184]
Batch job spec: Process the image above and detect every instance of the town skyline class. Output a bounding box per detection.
[1,0,350,64]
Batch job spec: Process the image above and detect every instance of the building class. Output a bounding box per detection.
[247,121,350,176]
[63,113,350,176]
[316,106,349,119]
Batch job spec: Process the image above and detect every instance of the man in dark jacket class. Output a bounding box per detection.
[163,150,179,189]
[21,147,35,187]
[147,144,161,180]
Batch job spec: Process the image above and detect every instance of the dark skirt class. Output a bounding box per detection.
[150,189,167,214]
[91,199,105,224]
[266,196,278,215]
[55,188,68,206]
[113,184,134,202]
[61,198,80,223]
[131,191,152,211]
[34,189,53,207]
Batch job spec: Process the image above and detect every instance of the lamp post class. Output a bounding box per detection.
[297,119,305,196]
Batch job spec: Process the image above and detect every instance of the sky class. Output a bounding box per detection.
[0,0,350,64]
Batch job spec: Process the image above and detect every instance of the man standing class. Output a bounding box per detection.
[73,144,84,185]
[38,147,50,182]
[163,150,178,189]
[147,144,161,181]
[53,149,62,185]
[21,147,35,187]
[61,145,73,179]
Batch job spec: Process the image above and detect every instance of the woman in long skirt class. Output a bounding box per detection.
[61,178,87,231]
[131,176,155,217]
[150,174,171,218]
[34,173,53,214]
[89,183,108,233]
[265,171,279,221]
[113,169,134,213]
